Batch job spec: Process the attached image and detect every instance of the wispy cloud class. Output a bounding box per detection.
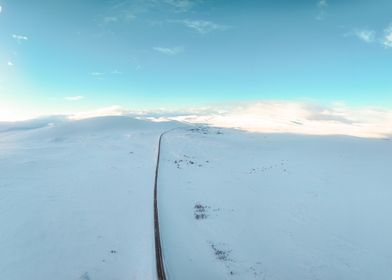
[0,5,2,13]
[103,16,119,23]
[175,19,229,34]
[12,34,28,43]
[102,11,135,25]
[316,0,328,21]
[90,72,104,76]
[153,46,184,55]
[103,0,196,25]
[354,29,376,43]
[7,61,14,67]
[65,96,85,101]
[383,24,392,48]
[162,0,197,12]
[350,24,392,49]
[318,0,327,8]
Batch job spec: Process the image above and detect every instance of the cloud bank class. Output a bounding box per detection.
[69,101,392,139]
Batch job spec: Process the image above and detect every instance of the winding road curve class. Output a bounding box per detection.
[154,127,188,279]
[153,130,173,280]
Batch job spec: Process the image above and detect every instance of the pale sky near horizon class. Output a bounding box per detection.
[1,0,392,120]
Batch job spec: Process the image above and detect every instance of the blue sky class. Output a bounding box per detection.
[1,0,392,118]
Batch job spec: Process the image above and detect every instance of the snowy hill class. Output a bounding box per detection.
[0,116,391,280]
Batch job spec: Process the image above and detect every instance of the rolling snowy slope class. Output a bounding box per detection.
[0,116,178,280]
[1,116,391,280]
[159,127,392,280]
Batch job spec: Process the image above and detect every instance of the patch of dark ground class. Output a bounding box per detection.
[188,126,224,135]
[174,154,209,169]
[194,203,211,220]
[208,242,237,276]
[248,159,289,174]
[209,242,266,279]
[194,203,234,220]
[211,243,233,262]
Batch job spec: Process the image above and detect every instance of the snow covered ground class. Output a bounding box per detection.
[0,117,177,280]
[159,126,392,279]
[1,116,391,280]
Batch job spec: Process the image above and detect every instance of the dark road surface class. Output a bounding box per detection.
[154,131,167,280]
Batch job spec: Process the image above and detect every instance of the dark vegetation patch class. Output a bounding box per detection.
[211,243,232,262]
[194,203,234,220]
[209,242,265,278]
[208,242,236,276]
[188,126,224,135]
[174,155,209,169]
[249,160,289,174]
[189,127,209,134]
[210,242,234,263]
[194,203,210,220]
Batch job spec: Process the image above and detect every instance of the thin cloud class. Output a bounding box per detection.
[0,5,2,13]
[90,72,104,76]
[144,0,198,12]
[383,24,392,48]
[354,29,376,43]
[349,24,392,49]
[163,0,197,12]
[103,16,119,23]
[318,0,327,8]
[7,61,14,66]
[316,0,328,21]
[153,46,183,55]
[65,96,85,101]
[177,20,229,34]
[102,11,135,25]
[12,34,29,42]
[104,0,194,25]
